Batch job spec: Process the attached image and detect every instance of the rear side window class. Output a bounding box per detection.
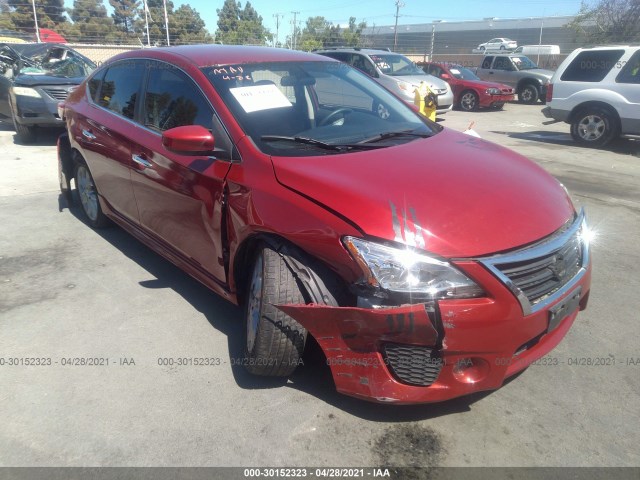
[616,50,640,84]
[143,63,213,132]
[560,50,625,82]
[99,60,146,119]
[481,57,494,69]
[87,68,105,102]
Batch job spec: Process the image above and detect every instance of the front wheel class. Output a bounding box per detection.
[570,107,619,147]
[518,84,539,104]
[75,162,109,228]
[244,244,307,376]
[11,111,36,143]
[459,91,479,111]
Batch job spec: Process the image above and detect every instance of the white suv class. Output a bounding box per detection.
[542,45,640,147]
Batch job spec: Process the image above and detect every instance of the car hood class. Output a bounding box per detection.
[519,68,555,79]
[271,128,574,258]
[14,74,84,87]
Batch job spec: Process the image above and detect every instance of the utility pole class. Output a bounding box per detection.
[143,0,151,47]
[31,0,40,43]
[393,0,404,51]
[163,0,170,46]
[291,11,300,50]
[273,13,284,47]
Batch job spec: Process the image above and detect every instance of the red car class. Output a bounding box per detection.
[58,46,591,404]
[423,62,515,111]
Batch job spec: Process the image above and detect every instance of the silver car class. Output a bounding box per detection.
[315,48,453,115]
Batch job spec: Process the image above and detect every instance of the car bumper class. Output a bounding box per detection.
[12,94,65,128]
[280,263,590,404]
[479,93,515,108]
[542,106,570,122]
[279,211,592,404]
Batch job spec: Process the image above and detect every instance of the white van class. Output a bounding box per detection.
[514,45,560,56]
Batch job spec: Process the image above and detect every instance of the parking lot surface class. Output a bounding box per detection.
[1,104,639,467]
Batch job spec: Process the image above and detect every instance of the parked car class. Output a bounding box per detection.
[542,45,640,147]
[423,62,515,111]
[315,47,454,115]
[58,45,592,404]
[474,54,554,104]
[476,38,518,52]
[514,45,560,56]
[0,42,95,142]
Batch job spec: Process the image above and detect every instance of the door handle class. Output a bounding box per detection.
[82,129,96,140]
[132,154,153,169]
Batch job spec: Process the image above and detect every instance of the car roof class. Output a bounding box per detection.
[315,48,394,54]
[113,45,334,67]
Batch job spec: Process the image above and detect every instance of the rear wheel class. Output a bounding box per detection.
[244,244,307,376]
[518,84,539,104]
[570,107,619,147]
[459,90,479,111]
[75,162,109,228]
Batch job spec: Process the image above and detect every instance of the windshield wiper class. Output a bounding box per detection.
[358,129,432,144]
[261,135,384,151]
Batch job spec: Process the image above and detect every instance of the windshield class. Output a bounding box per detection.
[202,61,439,157]
[511,56,538,71]
[368,54,424,76]
[447,66,480,81]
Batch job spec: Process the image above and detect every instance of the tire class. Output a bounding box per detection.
[374,101,390,120]
[518,83,539,104]
[570,107,619,148]
[244,244,307,376]
[12,115,36,144]
[459,90,479,111]
[500,45,506,50]
[479,46,485,52]
[75,161,109,228]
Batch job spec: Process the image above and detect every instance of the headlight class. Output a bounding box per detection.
[12,86,42,98]
[486,88,501,95]
[343,237,484,299]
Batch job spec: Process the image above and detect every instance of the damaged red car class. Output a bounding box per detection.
[58,46,592,404]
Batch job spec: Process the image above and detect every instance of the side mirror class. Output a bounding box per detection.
[440,73,451,80]
[162,125,214,155]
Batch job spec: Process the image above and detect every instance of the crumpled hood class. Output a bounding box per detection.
[271,128,574,258]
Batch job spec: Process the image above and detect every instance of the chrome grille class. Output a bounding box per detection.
[43,88,70,101]
[383,344,443,386]
[479,209,589,316]
[494,233,582,305]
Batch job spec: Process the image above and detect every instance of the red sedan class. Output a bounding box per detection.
[423,62,515,111]
[58,46,591,404]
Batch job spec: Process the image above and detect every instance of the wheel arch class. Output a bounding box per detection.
[516,77,543,93]
[569,101,621,127]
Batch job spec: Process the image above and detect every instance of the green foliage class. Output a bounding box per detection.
[110,0,140,36]
[569,0,640,44]
[215,0,271,45]
[6,0,66,30]
[295,16,367,51]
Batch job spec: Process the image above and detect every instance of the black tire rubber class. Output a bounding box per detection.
[570,107,619,148]
[518,84,539,104]
[74,161,110,228]
[500,45,506,50]
[244,244,308,376]
[459,90,479,111]
[12,117,36,143]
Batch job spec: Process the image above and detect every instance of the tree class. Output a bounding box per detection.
[6,0,67,31]
[67,0,116,43]
[171,5,211,44]
[110,0,140,37]
[569,0,640,44]
[215,0,271,45]
[296,16,367,51]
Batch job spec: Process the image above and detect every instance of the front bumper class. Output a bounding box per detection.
[480,93,515,108]
[11,91,65,128]
[279,212,592,404]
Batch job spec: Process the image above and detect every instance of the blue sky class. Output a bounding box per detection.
[192,0,586,39]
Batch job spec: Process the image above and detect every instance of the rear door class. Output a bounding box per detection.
[129,60,233,284]
[75,59,146,224]
[615,50,640,134]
